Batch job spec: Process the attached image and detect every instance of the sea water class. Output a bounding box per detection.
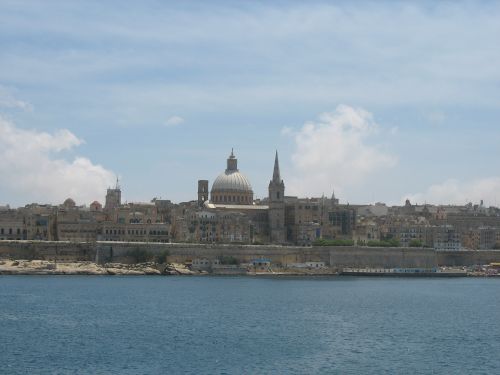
[1,276,499,374]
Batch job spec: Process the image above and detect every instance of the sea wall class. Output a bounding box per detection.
[436,250,500,267]
[327,247,438,268]
[0,240,95,262]
[94,242,308,265]
[1,240,500,268]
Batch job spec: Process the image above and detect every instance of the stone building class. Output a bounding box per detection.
[432,225,462,251]
[0,209,26,240]
[198,150,272,244]
[105,179,122,211]
[196,150,354,245]
[8,148,500,248]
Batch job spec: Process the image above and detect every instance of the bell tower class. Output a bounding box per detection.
[198,180,209,207]
[268,151,285,243]
[105,177,121,211]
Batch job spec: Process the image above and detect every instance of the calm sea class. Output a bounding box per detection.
[0,276,499,374]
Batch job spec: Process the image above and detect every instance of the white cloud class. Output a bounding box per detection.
[165,115,184,127]
[285,105,397,197]
[0,117,115,205]
[404,178,500,206]
[0,85,33,111]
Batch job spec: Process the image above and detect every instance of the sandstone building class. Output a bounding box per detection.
[1,150,500,249]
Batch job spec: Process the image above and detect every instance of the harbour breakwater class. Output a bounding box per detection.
[1,240,500,268]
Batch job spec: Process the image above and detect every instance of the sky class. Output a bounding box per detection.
[1,0,500,208]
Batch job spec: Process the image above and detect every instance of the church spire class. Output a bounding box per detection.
[268,150,285,244]
[272,150,281,183]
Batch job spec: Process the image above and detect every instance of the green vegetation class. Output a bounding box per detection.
[312,239,355,246]
[366,239,400,247]
[409,239,423,248]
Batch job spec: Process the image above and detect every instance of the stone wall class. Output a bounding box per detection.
[1,240,500,268]
[436,250,500,267]
[327,246,438,268]
[95,242,500,268]
[95,242,306,265]
[0,240,95,261]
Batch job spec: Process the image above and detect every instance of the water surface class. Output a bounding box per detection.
[1,276,499,374]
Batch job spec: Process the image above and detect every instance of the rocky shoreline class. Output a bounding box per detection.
[1,259,498,277]
[0,260,202,276]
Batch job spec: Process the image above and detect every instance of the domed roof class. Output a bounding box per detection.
[211,149,253,194]
[63,198,76,207]
[90,201,102,211]
[212,170,253,193]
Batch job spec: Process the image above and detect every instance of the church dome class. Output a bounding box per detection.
[212,171,253,193]
[210,150,254,205]
[63,198,76,208]
[90,201,102,211]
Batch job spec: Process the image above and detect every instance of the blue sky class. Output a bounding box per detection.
[1,0,500,207]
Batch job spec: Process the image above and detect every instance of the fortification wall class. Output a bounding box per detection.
[1,240,500,268]
[327,246,438,268]
[436,251,500,267]
[95,242,307,265]
[94,242,500,268]
[0,240,95,261]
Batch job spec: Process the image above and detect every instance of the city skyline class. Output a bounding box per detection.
[1,1,500,207]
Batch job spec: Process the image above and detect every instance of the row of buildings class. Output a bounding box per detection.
[1,150,500,250]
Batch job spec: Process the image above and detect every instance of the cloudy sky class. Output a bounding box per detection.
[1,0,500,207]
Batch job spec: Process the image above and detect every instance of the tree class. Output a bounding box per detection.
[312,239,354,246]
[409,239,423,248]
